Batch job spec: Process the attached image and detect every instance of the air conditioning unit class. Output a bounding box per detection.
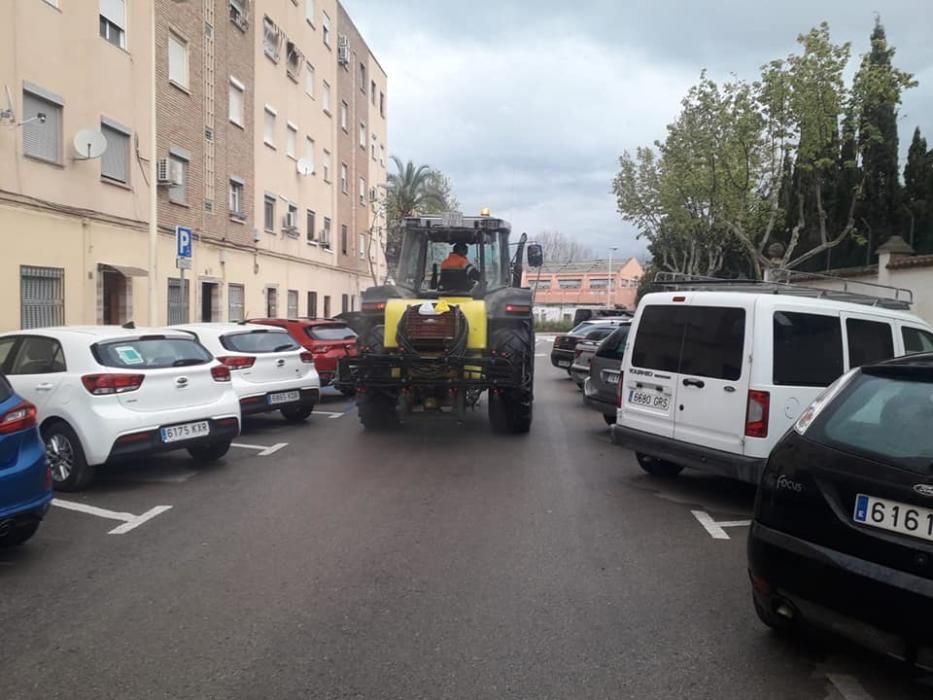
[283,212,297,230]
[231,211,248,222]
[337,35,350,66]
[156,158,171,185]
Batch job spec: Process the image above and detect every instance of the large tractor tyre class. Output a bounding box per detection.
[490,323,534,389]
[358,392,400,431]
[488,322,534,434]
[488,389,533,434]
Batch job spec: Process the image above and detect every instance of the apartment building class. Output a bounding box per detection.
[522,258,644,321]
[0,0,387,331]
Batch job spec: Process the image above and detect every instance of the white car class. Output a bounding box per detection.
[0,327,241,491]
[171,323,320,422]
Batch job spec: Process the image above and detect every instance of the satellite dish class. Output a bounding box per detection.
[73,128,108,160]
[296,158,314,176]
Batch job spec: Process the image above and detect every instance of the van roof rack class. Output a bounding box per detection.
[652,270,914,311]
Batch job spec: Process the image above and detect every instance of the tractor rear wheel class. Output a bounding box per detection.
[358,392,399,430]
[488,322,534,434]
[488,389,533,434]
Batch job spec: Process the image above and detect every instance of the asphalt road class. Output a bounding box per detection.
[2,345,931,699]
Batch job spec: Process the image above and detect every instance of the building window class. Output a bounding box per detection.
[359,63,366,93]
[168,32,189,89]
[359,177,366,206]
[589,278,609,289]
[379,144,385,166]
[322,150,332,182]
[266,287,278,317]
[358,232,365,259]
[323,295,331,318]
[341,294,348,313]
[99,0,126,49]
[307,291,318,318]
[22,88,62,164]
[558,279,582,289]
[168,152,188,204]
[263,194,276,231]
[229,77,245,125]
[379,91,385,118]
[20,266,64,329]
[230,0,249,30]
[371,137,377,161]
[340,101,348,131]
[286,40,303,81]
[322,11,331,46]
[304,137,315,173]
[340,163,348,194]
[321,80,330,116]
[263,106,276,146]
[359,122,366,149]
[263,16,281,61]
[371,80,377,105]
[286,123,297,159]
[341,224,348,254]
[100,121,130,184]
[306,209,316,242]
[167,278,190,325]
[287,290,299,318]
[285,203,299,234]
[304,0,315,24]
[229,179,244,217]
[228,283,245,322]
[322,217,332,249]
[304,63,315,97]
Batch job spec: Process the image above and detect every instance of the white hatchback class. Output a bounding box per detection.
[0,327,241,491]
[172,324,321,423]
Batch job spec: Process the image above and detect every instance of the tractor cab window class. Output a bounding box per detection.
[397,232,508,295]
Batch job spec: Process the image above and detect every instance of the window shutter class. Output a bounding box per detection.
[101,125,129,183]
[22,93,61,163]
[100,0,126,28]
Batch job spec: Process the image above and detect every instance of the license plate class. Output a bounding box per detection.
[605,372,620,385]
[853,494,933,542]
[160,421,210,443]
[268,390,300,405]
[558,361,571,368]
[628,389,671,412]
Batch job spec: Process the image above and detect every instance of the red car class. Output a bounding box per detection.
[249,318,358,392]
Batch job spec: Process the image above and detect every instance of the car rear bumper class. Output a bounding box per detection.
[584,393,617,417]
[748,521,933,664]
[106,416,241,463]
[570,364,590,383]
[0,490,52,522]
[610,424,766,484]
[239,387,320,416]
[550,349,574,368]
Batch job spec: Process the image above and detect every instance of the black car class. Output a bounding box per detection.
[550,319,628,371]
[748,352,933,664]
[583,324,630,424]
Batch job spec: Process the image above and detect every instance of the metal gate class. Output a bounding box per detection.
[167,278,190,324]
[20,266,64,329]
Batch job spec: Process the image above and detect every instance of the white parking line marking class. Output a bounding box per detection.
[313,410,345,418]
[231,442,289,457]
[826,674,874,700]
[51,499,172,535]
[691,510,752,540]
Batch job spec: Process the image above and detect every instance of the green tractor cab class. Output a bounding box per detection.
[337,214,543,432]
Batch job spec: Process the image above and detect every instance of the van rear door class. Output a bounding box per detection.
[672,303,752,453]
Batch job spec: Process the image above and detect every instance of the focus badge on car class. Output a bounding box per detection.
[914,484,933,498]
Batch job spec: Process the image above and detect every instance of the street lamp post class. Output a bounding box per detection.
[607,246,618,308]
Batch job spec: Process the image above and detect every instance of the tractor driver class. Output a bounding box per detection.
[440,242,481,284]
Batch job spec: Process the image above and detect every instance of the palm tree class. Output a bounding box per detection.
[385,157,448,265]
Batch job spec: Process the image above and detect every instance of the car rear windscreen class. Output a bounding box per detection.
[220,330,299,353]
[631,306,745,380]
[94,337,212,369]
[773,311,843,387]
[307,325,357,341]
[810,371,933,473]
[596,326,631,361]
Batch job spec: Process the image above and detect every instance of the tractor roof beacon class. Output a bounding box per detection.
[337,213,544,433]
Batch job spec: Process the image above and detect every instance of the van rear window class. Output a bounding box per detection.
[773,312,843,387]
[631,306,745,380]
[846,318,894,368]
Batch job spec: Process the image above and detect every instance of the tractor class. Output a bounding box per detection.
[336,213,544,432]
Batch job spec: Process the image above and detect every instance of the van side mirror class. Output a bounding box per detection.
[527,244,544,268]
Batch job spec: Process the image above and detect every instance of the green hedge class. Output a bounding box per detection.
[534,320,574,333]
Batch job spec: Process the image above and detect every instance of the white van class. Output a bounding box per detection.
[611,282,933,484]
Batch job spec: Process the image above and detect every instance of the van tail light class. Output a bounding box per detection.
[0,401,37,434]
[211,365,232,382]
[616,372,625,407]
[299,351,315,364]
[745,390,771,438]
[81,374,145,395]
[218,355,255,370]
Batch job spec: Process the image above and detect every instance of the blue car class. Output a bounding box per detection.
[0,373,52,548]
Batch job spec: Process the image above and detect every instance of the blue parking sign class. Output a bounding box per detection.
[176,226,193,258]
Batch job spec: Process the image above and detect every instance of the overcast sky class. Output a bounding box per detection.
[344,0,933,261]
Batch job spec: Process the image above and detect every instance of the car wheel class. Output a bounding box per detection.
[188,441,232,463]
[43,422,94,492]
[635,452,683,478]
[603,413,616,426]
[281,404,314,423]
[0,520,41,548]
[339,387,356,397]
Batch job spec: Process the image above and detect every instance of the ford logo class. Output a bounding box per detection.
[914,484,933,498]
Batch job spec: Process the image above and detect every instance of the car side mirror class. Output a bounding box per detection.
[527,244,544,268]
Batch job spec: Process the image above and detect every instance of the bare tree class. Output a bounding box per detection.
[536,230,594,264]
